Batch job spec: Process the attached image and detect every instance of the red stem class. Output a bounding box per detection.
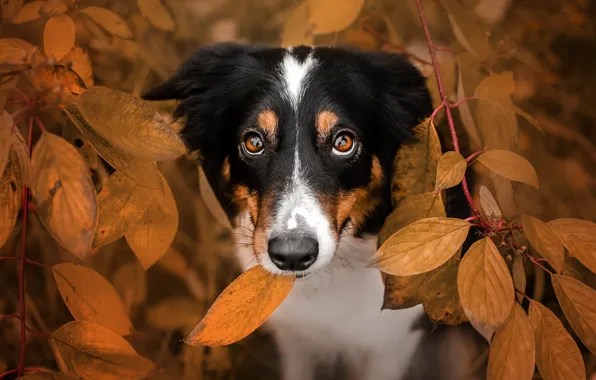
[450,96,476,109]
[524,252,554,275]
[0,369,18,378]
[515,288,533,302]
[0,256,18,261]
[466,150,485,164]
[414,0,481,218]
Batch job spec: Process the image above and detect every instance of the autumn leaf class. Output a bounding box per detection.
[0,138,23,249]
[0,111,11,176]
[112,261,147,313]
[30,132,97,259]
[478,185,502,220]
[74,87,186,161]
[185,266,295,346]
[529,300,586,380]
[442,0,491,61]
[372,217,470,276]
[59,47,94,88]
[147,297,203,331]
[40,0,68,17]
[281,1,313,47]
[2,0,24,20]
[308,0,363,35]
[63,105,163,189]
[11,123,29,188]
[420,259,468,325]
[19,373,74,379]
[53,263,133,336]
[79,7,133,39]
[137,0,175,32]
[93,171,153,248]
[456,53,483,150]
[53,321,154,380]
[487,304,535,380]
[125,173,179,269]
[476,150,539,189]
[489,171,517,219]
[44,14,75,61]
[548,218,596,274]
[198,165,232,230]
[458,237,514,341]
[512,256,526,304]
[435,151,467,190]
[0,38,36,65]
[552,274,596,355]
[521,214,565,272]
[11,1,43,23]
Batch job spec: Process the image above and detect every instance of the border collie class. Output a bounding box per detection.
[143,43,475,380]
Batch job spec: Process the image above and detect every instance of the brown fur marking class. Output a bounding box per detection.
[316,111,339,144]
[257,110,278,143]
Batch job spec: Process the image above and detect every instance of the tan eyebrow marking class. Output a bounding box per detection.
[257,110,278,143]
[316,110,339,144]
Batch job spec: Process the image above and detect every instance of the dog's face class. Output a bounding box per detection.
[144,43,431,276]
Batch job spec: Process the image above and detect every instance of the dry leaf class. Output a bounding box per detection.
[435,151,467,190]
[563,258,596,290]
[489,171,516,219]
[442,0,491,61]
[40,0,68,17]
[512,256,526,304]
[112,261,147,312]
[125,173,178,269]
[74,87,186,161]
[308,0,363,35]
[0,139,23,249]
[2,0,24,20]
[53,263,133,336]
[281,2,313,47]
[93,171,153,248]
[521,214,565,272]
[476,150,539,189]
[0,38,36,65]
[486,304,535,380]
[185,266,295,346]
[529,300,586,380]
[44,14,75,61]
[478,185,502,220]
[549,218,596,274]
[63,105,163,189]
[10,125,29,188]
[59,47,94,88]
[372,217,470,276]
[79,7,133,39]
[53,321,154,380]
[552,274,596,355]
[456,53,483,150]
[421,259,468,325]
[30,132,97,259]
[0,111,11,176]
[11,0,43,23]
[19,373,74,379]
[198,165,232,230]
[458,237,514,341]
[147,297,203,331]
[137,0,175,32]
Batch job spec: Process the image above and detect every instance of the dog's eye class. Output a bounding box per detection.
[243,132,265,155]
[332,132,355,156]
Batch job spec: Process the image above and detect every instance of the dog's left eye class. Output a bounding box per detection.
[243,132,265,155]
[332,132,355,156]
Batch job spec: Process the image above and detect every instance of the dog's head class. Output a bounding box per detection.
[143,43,432,276]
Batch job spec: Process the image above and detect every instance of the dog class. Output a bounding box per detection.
[143,43,479,380]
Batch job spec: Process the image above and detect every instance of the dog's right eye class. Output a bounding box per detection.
[242,132,265,155]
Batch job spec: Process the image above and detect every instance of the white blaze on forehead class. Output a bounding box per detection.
[281,50,317,110]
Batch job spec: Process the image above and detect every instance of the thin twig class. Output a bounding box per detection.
[524,252,554,275]
[515,288,533,302]
[0,256,18,261]
[466,150,485,164]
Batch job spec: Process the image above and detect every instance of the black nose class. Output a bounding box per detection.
[268,236,319,271]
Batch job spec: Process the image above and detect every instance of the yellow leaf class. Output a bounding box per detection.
[372,217,470,276]
[198,165,231,230]
[0,37,36,65]
[53,263,133,336]
[457,237,514,341]
[112,261,147,312]
[529,300,586,380]
[487,304,535,380]
[456,53,483,150]
[2,0,24,20]
[59,47,94,88]
[30,132,97,259]
[93,171,153,248]
[421,259,468,325]
[281,1,313,47]
[549,218,596,274]
[0,111,11,176]
[40,0,68,17]
[478,185,502,220]
[79,7,133,39]
[19,373,75,379]
[137,0,175,32]
[512,255,526,304]
[442,0,491,60]
[11,123,30,188]
[43,14,75,61]
[563,258,596,290]
[552,274,596,355]
[435,151,467,190]
[476,150,539,189]
[521,214,565,272]
[185,266,295,346]
[307,0,364,35]
[63,105,163,189]
[53,321,154,380]
[11,0,43,23]
[0,138,23,249]
[74,87,186,161]
[125,173,178,269]
[489,171,516,219]
[147,297,203,331]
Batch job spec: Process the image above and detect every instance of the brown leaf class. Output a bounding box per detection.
[19,373,74,379]
[548,218,596,274]
[512,255,526,304]
[442,0,491,61]
[63,105,163,189]
[147,297,203,331]
[59,47,94,88]
[458,237,514,341]
[478,185,502,220]
[125,173,178,269]
[552,274,596,355]
[489,171,516,219]
[435,151,467,190]
[44,14,75,61]
[391,118,442,205]
[476,150,539,189]
[528,300,586,380]
[0,111,11,176]
[40,0,68,17]
[486,304,535,380]
[456,53,483,150]
[0,37,36,65]
[112,261,147,312]
[156,246,188,279]
[93,171,153,248]
[11,125,30,188]
[308,0,364,35]
[79,7,132,39]
[421,259,468,325]
[11,0,43,23]
[372,217,470,276]
[2,0,24,20]
[137,0,175,32]
[281,1,313,47]
[198,165,231,230]
[185,266,295,346]
[74,87,186,161]
[53,321,154,380]
[563,258,596,290]
[521,214,565,272]
[30,132,97,259]
[53,263,133,336]
[0,137,23,249]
